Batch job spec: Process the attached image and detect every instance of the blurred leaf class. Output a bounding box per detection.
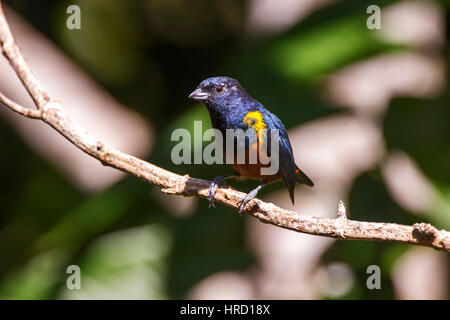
[59,225,171,299]
[429,182,450,228]
[267,16,402,82]
[0,250,66,299]
[168,204,253,298]
[381,244,408,272]
[384,92,450,228]
[38,187,131,251]
[385,95,450,184]
[55,0,144,85]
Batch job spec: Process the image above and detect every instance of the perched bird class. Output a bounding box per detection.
[189,76,313,212]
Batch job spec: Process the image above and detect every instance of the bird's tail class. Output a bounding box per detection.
[295,166,314,187]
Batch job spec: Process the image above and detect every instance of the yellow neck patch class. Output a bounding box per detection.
[243,111,267,141]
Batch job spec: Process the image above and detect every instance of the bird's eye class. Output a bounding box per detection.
[215,85,224,93]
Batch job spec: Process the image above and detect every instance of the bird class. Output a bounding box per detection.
[189,76,313,212]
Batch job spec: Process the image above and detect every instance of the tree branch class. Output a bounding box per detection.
[0,90,41,118]
[0,1,449,252]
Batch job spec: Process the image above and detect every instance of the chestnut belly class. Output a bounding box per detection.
[230,162,281,183]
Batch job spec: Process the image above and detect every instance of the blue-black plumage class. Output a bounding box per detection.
[189,76,313,212]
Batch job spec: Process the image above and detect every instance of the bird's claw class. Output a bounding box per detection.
[237,191,258,213]
[208,182,218,208]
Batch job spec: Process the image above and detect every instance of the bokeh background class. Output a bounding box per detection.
[0,0,449,299]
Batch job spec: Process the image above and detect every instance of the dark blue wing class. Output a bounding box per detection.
[264,111,297,204]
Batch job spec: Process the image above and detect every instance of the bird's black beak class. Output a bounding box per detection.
[189,88,210,101]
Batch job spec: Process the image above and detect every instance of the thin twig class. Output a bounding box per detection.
[0,91,41,118]
[0,3,49,107]
[0,1,449,251]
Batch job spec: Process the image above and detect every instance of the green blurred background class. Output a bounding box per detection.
[0,0,448,299]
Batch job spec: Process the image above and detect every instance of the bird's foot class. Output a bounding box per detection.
[208,174,237,208]
[208,181,219,208]
[237,190,259,213]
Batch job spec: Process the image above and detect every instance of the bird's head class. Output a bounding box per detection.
[189,76,246,110]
